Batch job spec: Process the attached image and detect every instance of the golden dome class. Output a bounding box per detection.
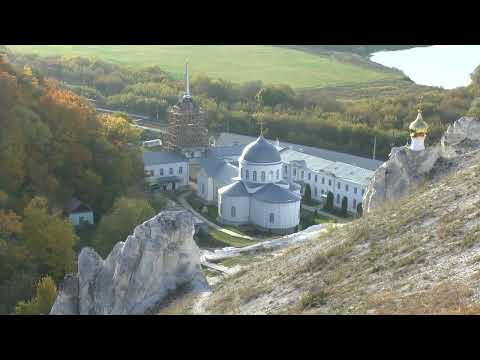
[409,110,429,135]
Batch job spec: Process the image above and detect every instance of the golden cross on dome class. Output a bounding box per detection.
[418,95,424,113]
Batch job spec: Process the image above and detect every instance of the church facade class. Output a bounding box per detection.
[217,135,302,234]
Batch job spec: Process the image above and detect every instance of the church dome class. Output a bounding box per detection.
[409,110,429,135]
[239,135,281,163]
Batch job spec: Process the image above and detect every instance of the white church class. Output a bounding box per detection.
[217,134,302,234]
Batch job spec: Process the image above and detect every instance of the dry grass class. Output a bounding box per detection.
[369,282,480,315]
[200,154,480,314]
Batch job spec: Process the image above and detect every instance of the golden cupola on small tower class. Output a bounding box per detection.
[409,105,429,151]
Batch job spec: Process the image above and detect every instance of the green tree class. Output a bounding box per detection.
[324,191,334,211]
[93,197,155,257]
[341,196,348,217]
[15,275,57,315]
[303,184,312,204]
[22,197,77,280]
[356,203,363,217]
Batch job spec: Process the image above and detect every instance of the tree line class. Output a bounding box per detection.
[0,54,165,314]
[5,49,479,160]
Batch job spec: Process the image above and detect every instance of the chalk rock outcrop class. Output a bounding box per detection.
[363,117,480,213]
[441,116,480,158]
[363,146,440,213]
[50,210,208,315]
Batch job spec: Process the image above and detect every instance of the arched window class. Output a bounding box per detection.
[314,187,318,196]
[276,169,280,180]
[231,206,236,218]
[268,170,274,181]
[201,183,205,194]
[253,171,257,181]
[284,165,288,175]
[353,199,357,209]
[261,171,266,182]
[246,170,250,180]
[269,213,275,224]
[336,194,340,204]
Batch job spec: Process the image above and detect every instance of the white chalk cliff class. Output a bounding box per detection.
[50,211,208,315]
[363,117,480,213]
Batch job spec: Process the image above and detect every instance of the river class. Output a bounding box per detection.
[371,45,480,89]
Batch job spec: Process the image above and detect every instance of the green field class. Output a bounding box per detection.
[7,45,402,89]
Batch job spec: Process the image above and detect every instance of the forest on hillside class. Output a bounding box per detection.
[0,54,168,314]
[4,46,479,160]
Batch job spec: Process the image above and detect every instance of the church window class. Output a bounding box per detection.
[345,184,349,192]
[293,168,297,176]
[314,187,318,196]
[322,177,325,184]
[321,189,324,195]
[231,206,236,218]
[169,168,173,175]
[315,175,318,182]
[328,179,331,186]
[253,171,257,181]
[269,213,275,224]
[337,182,341,190]
[308,173,311,181]
[336,194,340,204]
[284,165,288,175]
[160,168,164,176]
[179,166,183,174]
[354,187,357,194]
[261,171,266,182]
[301,171,304,179]
[353,199,357,209]
[201,183,205,194]
[246,170,250,180]
[269,171,274,181]
[276,169,280,180]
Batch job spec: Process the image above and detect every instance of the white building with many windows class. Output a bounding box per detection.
[208,132,382,215]
[143,151,189,191]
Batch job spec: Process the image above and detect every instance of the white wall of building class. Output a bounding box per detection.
[239,160,283,184]
[250,199,300,230]
[69,211,94,226]
[283,162,366,214]
[145,161,189,188]
[218,195,250,224]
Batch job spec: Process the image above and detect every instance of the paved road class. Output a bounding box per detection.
[177,191,261,241]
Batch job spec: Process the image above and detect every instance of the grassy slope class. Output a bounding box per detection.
[201,152,480,314]
[7,45,402,89]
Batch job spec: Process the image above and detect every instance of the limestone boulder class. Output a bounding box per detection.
[50,210,208,315]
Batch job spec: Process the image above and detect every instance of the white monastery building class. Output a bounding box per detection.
[208,132,382,216]
[143,151,189,191]
[217,135,302,234]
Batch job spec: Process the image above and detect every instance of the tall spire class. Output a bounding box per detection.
[184,60,191,98]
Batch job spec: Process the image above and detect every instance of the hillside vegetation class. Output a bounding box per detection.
[196,151,480,314]
[4,47,480,160]
[0,55,159,314]
[7,45,403,89]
